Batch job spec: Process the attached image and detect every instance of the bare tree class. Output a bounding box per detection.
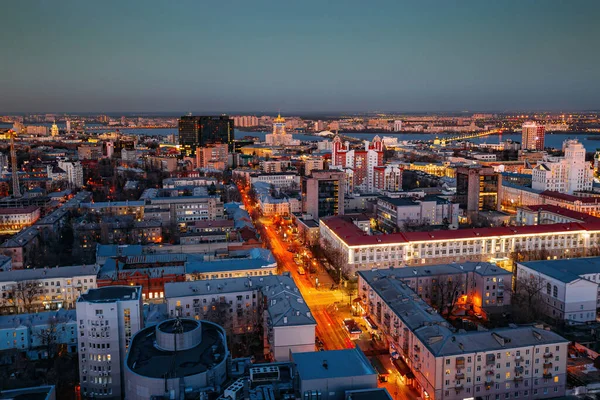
[511,273,546,323]
[34,315,63,360]
[9,280,43,313]
[430,275,466,317]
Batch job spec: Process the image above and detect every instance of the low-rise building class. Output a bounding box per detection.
[186,248,277,280]
[356,263,511,316]
[0,309,77,360]
[249,172,300,189]
[165,273,315,361]
[0,227,39,269]
[516,257,600,323]
[0,264,98,313]
[0,385,56,400]
[292,348,378,400]
[358,269,569,400]
[320,216,600,271]
[377,196,459,232]
[0,206,40,234]
[516,205,600,226]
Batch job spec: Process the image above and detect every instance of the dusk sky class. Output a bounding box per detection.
[1,0,599,113]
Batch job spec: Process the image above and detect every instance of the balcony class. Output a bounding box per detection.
[414,354,420,362]
[514,375,524,382]
[414,344,421,353]
[455,357,465,368]
[455,373,465,380]
[485,370,494,376]
[514,355,523,362]
[514,366,524,374]
[543,372,552,379]
[485,381,494,390]
[454,383,464,391]
[543,352,553,359]
[486,355,496,365]
[543,362,553,369]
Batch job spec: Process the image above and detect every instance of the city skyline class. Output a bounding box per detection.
[1,0,599,113]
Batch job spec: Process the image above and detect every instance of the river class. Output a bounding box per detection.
[1,123,598,152]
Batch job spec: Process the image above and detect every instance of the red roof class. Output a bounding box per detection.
[521,204,600,223]
[402,223,585,242]
[321,216,591,246]
[540,191,600,204]
[0,206,40,215]
[321,216,407,246]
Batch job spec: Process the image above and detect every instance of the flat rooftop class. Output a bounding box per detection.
[0,385,54,400]
[0,264,97,283]
[126,321,226,379]
[359,262,511,281]
[293,348,376,380]
[79,286,141,303]
[520,257,600,283]
[345,388,392,400]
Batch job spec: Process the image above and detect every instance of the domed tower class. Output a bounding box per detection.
[273,113,286,136]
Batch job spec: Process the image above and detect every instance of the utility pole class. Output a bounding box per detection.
[8,129,21,198]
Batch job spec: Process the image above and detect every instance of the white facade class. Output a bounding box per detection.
[250,173,300,189]
[320,216,600,271]
[265,115,300,146]
[76,286,143,399]
[532,140,592,194]
[516,260,600,323]
[164,275,315,361]
[58,160,84,188]
[394,120,403,132]
[0,265,98,312]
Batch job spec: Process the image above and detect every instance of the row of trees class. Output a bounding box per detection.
[0,280,44,314]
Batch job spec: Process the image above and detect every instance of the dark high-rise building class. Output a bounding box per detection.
[178,115,235,156]
[302,170,345,219]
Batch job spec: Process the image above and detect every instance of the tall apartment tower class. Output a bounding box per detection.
[178,115,235,157]
[393,120,402,132]
[522,122,545,151]
[302,170,346,220]
[76,286,143,400]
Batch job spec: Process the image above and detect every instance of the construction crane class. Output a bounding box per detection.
[7,129,21,198]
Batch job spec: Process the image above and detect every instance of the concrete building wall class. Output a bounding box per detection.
[272,324,315,361]
[299,375,377,400]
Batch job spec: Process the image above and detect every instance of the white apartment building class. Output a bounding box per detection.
[0,206,41,233]
[0,264,98,313]
[516,258,600,323]
[320,216,600,272]
[394,120,403,132]
[377,196,459,232]
[358,270,568,400]
[532,140,592,194]
[58,159,84,188]
[76,286,143,400]
[164,274,315,361]
[250,172,301,189]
